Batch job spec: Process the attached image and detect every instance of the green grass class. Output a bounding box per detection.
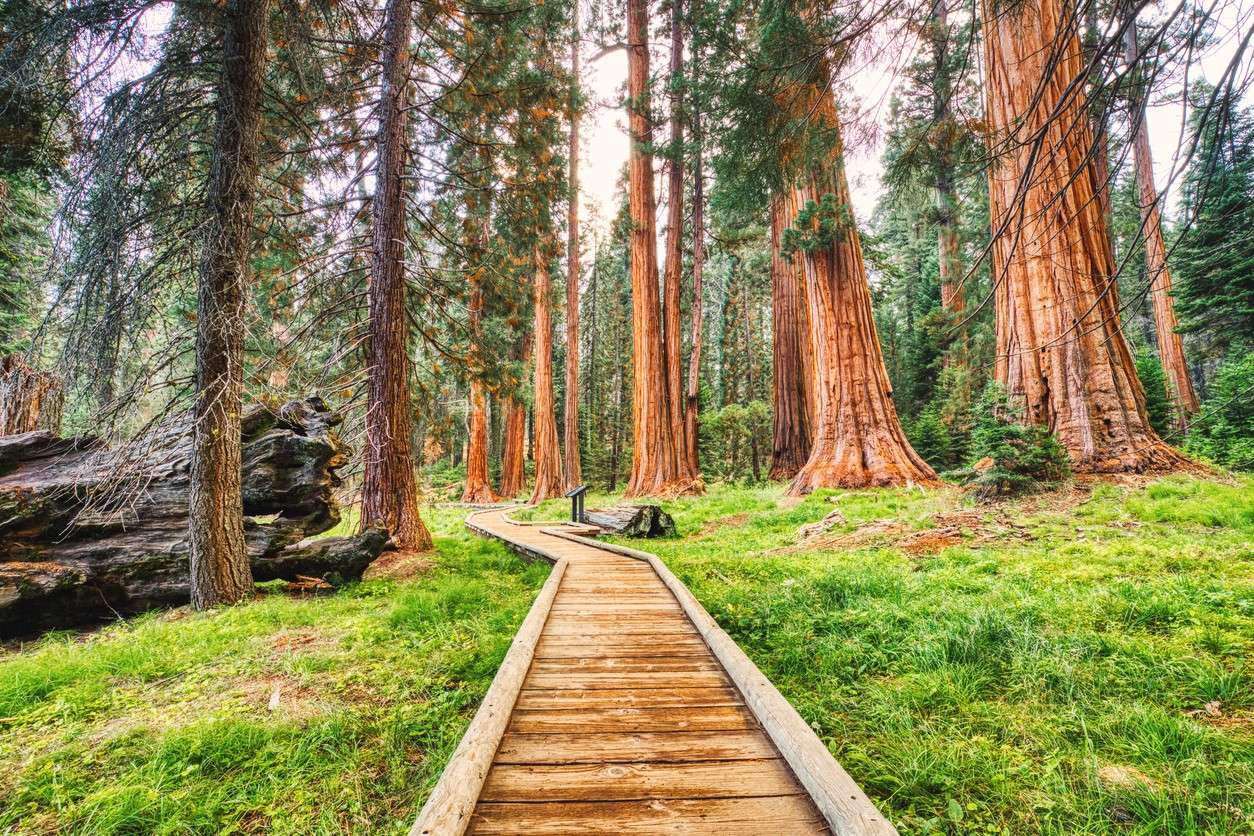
[0,505,549,834]
[3,478,1251,834]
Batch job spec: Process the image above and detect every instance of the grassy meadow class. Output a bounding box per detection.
[1,475,1251,833]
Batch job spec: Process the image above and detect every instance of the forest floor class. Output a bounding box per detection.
[1,475,1251,834]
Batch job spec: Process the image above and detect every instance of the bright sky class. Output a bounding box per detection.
[577,1,1254,236]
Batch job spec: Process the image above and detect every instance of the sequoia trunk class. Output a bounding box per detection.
[624,0,691,497]
[684,82,705,476]
[662,0,695,482]
[786,81,938,494]
[530,247,564,502]
[362,0,433,550]
[188,0,271,609]
[564,12,583,490]
[769,196,814,480]
[1123,23,1199,428]
[982,0,1187,471]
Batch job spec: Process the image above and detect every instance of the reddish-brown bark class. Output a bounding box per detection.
[362,0,432,552]
[785,82,938,495]
[624,0,695,498]
[982,0,1188,472]
[769,195,815,481]
[530,247,564,502]
[1123,25,1199,429]
[684,91,705,477]
[930,0,965,319]
[662,0,697,484]
[563,9,583,490]
[498,334,532,498]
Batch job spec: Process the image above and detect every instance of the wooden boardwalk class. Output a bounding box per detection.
[411,509,897,836]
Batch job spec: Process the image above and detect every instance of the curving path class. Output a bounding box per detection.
[410,508,897,835]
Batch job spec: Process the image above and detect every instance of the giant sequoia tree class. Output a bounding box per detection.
[982,0,1187,472]
[774,36,937,492]
[361,0,432,551]
[188,0,273,608]
[624,0,693,497]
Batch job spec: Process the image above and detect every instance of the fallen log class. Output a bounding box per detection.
[583,505,677,538]
[0,397,390,637]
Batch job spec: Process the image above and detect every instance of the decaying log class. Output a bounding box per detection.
[0,355,63,435]
[584,505,677,538]
[0,397,390,636]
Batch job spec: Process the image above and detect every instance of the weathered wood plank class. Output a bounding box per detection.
[529,657,721,674]
[513,686,742,710]
[494,729,772,763]
[479,758,800,802]
[467,796,827,834]
[509,704,753,734]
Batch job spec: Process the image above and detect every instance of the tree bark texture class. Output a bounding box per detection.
[0,355,62,435]
[982,0,1188,471]
[1123,23,1199,428]
[785,82,938,495]
[624,0,693,497]
[661,0,697,484]
[564,12,583,490]
[530,248,564,502]
[685,103,704,476]
[0,399,388,637]
[189,0,272,610]
[498,333,532,497]
[769,196,815,480]
[362,0,432,550]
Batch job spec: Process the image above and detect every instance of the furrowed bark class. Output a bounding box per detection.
[463,145,499,504]
[684,81,705,476]
[624,0,693,497]
[982,0,1188,472]
[1123,22,1199,429]
[564,11,583,490]
[769,196,814,481]
[530,246,564,502]
[662,0,696,483]
[786,76,938,494]
[362,0,433,550]
[189,0,272,609]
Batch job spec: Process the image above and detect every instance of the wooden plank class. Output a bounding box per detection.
[541,621,700,637]
[479,758,800,802]
[529,657,721,674]
[494,729,772,763]
[523,670,730,692]
[468,796,827,834]
[513,686,743,710]
[509,704,753,734]
[534,644,709,660]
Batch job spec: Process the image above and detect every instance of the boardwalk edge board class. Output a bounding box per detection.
[538,525,899,836]
[408,511,569,836]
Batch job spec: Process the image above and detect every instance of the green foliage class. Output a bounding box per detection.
[1174,85,1254,351]
[950,383,1070,498]
[780,194,854,255]
[1185,349,1254,470]
[1136,349,1175,436]
[0,170,51,353]
[699,400,771,482]
[907,405,954,470]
